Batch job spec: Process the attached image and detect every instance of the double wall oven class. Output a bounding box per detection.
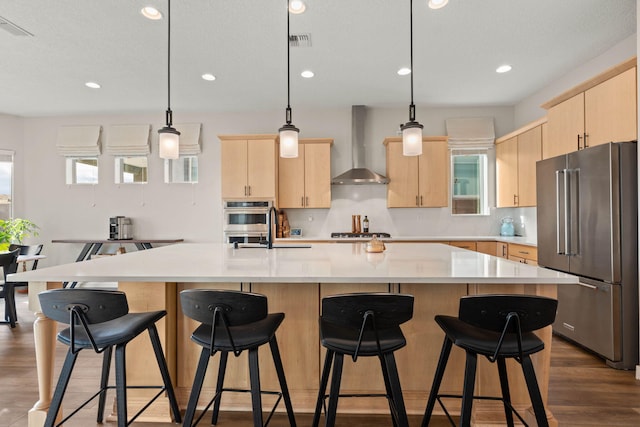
[223,200,272,244]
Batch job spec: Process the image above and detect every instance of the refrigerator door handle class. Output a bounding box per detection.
[555,169,566,255]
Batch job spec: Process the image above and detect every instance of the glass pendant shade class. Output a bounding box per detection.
[158,126,180,159]
[401,121,423,156]
[279,124,299,158]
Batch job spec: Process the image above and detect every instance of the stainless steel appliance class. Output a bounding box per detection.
[223,200,272,244]
[536,141,637,369]
[109,216,133,240]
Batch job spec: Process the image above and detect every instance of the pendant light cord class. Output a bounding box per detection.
[409,0,415,122]
[285,0,292,125]
[166,0,173,126]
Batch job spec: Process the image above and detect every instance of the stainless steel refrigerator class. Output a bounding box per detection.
[536,141,638,369]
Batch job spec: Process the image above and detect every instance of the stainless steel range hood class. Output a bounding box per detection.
[331,106,389,185]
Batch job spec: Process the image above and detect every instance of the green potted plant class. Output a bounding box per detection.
[0,218,39,251]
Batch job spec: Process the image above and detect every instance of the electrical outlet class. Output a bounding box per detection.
[308,215,313,222]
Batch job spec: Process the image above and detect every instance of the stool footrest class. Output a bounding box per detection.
[190,388,284,427]
[436,393,529,427]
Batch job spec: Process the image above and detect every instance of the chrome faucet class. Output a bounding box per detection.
[266,206,278,249]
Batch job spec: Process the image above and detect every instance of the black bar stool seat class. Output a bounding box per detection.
[180,289,296,427]
[312,292,414,427]
[421,294,557,427]
[38,288,181,427]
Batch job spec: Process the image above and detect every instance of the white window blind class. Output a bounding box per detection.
[106,124,151,156]
[445,117,495,149]
[174,123,202,155]
[56,125,102,156]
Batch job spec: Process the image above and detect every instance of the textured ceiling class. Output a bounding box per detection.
[0,0,636,117]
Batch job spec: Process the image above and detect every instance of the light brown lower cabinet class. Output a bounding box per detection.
[448,241,477,251]
[508,243,538,265]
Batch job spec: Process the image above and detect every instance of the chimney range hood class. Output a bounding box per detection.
[332,106,389,185]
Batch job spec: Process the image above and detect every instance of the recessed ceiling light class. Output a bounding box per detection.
[428,0,449,10]
[496,64,512,73]
[397,67,411,76]
[289,0,306,14]
[301,70,314,78]
[201,73,216,81]
[85,82,101,89]
[141,6,163,20]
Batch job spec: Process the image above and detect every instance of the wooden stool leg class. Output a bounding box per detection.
[421,337,453,427]
[459,351,478,427]
[44,350,79,427]
[248,347,263,427]
[211,351,229,425]
[382,352,409,427]
[312,349,334,427]
[325,353,344,427]
[269,337,297,426]
[114,344,128,427]
[521,355,549,427]
[97,347,113,423]
[183,348,210,427]
[497,357,515,427]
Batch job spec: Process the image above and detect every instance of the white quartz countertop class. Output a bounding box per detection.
[278,235,537,246]
[10,242,574,284]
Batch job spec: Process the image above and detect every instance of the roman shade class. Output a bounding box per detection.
[106,124,151,156]
[173,123,202,155]
[56,125,102,157]
[445,117,495,149]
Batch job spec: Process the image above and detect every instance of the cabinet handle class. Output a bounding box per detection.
[513,194,518,206]
[301,197,304,207]
[306,196,309,206]
[584,133,589,148]
[518,250,529,255]
[244,186,248,196]
[247,186,251,196]
[577,134,582,150]
[420,195,423,206]
[416,196,419,206]
[502,245,507,257]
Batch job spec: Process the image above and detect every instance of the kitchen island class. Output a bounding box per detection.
[11,242,577,427]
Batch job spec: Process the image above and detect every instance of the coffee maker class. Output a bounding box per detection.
[109,216,133,240]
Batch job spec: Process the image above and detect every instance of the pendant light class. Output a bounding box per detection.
[158,0,180,159]
[279,0,299,158]
[400,0,423,156]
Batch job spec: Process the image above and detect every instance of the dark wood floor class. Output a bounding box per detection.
[1,292,639,426]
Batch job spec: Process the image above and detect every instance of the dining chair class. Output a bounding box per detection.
[0,249,20,327]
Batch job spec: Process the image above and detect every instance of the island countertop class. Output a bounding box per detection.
[10,242,575,284]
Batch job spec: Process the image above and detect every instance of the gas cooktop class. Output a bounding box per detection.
[330,232,391,238]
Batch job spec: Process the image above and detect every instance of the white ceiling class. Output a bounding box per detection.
[0,0,636,117]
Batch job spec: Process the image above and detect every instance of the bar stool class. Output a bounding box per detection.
[421,294,558,427]
[180,289,297,427]
[38,288,181,427]
[312,293,414,427]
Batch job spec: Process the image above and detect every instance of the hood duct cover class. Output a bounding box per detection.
[332,106,389,185]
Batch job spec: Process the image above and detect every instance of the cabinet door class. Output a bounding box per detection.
[517,126,542,207]
[476,241,499,256]
[496,137,518,207]
[418,139,449,207]
[304,143,332,208]
[545,93,585,159]
[496,242,509,259]
[221,139,248,198]
[247,139,276,199]
[449,241,477,251]
[278,145,305,208]
[386,141,419,207]
[585,67,637,147]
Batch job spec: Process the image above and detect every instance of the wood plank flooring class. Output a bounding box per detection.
[1,292,639,426]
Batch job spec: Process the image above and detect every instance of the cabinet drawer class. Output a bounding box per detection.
[508,243,537,262]
[508,255,538,266]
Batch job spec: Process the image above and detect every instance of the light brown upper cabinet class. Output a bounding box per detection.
[495,120,544,208]
[384,136,449,208]
[278,138,333,208]
[219,134,278,200]
[543,58,637,159]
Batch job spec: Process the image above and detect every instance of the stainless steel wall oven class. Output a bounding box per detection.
[223,200,272,244]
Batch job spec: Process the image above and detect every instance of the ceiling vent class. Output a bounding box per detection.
[289,33,312,48]
[0,16,33,37]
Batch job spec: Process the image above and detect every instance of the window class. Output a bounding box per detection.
[164,156,198,183]
[0,151,13,220]
[115,156,148,184]
[66,157,98,184]
[451,149,489,215]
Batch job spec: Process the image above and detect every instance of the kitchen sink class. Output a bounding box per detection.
[233,243,312,249]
